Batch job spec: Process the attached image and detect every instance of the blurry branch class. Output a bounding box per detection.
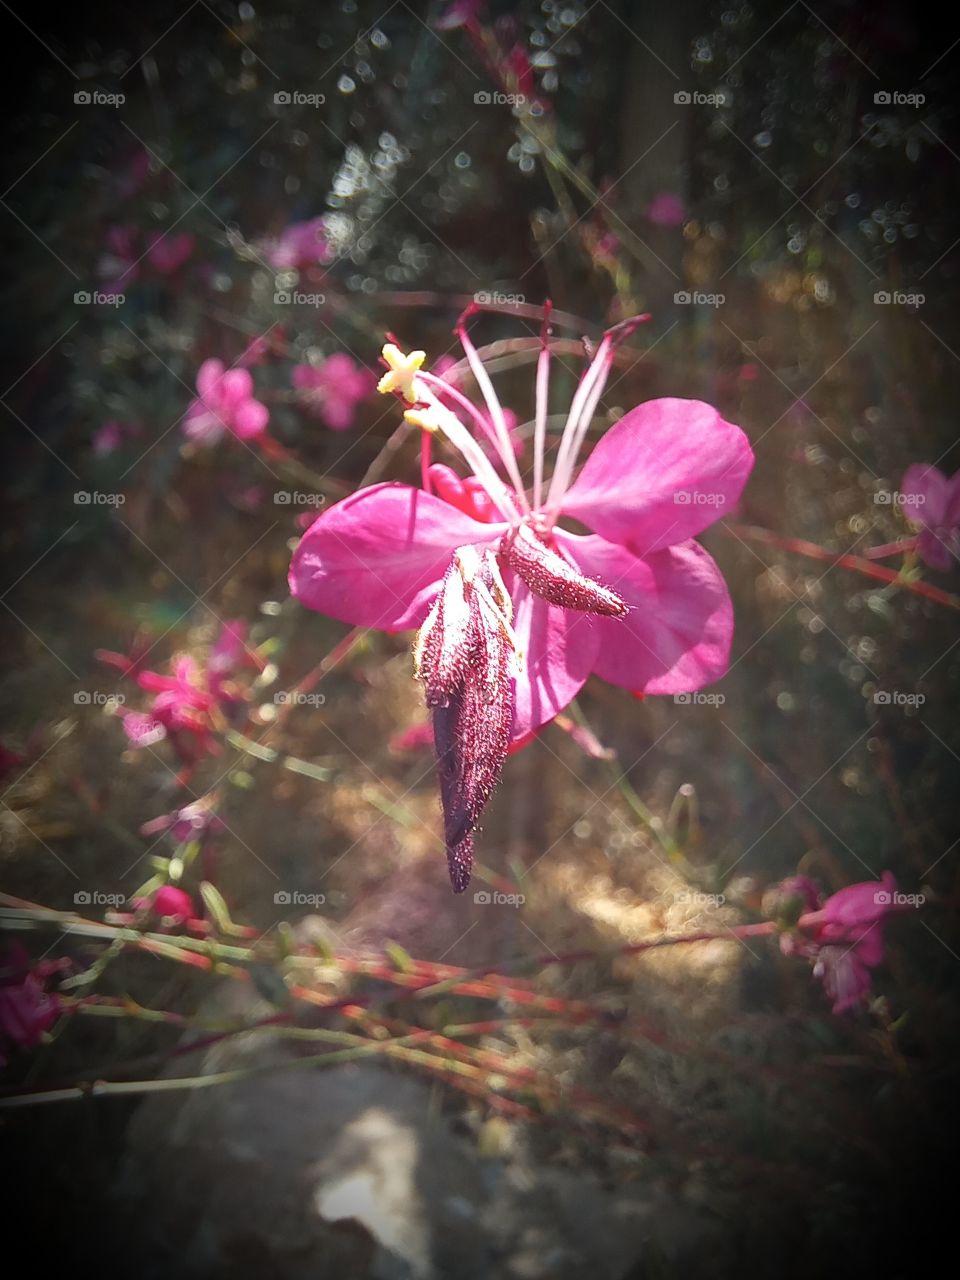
[722,523,960,611]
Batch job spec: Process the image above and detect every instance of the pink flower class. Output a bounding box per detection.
[0,944,59,1065]
[435,0,484,30]
[92,420,132,456]
[136,885,195,925]
[780,871,901,1013]
[900,464,960,570]
[290,310,753,889]
[145,231,195,274]
[122,657,220,760]
[263,217,333,271]
[140,801,225,845]
[98,224,140,292]
[646,192,687,228]
[183,358,270,445]
[292,355,375,431]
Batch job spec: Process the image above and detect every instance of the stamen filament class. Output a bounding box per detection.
[455,319,531,513]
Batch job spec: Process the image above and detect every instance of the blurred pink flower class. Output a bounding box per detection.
[92,420,138,456]
[292,355,374,431]
[145,231,195,274]
[646,192,687,227]
[141,885,195,924]
[98,224,140,292]
[264,216,333,271]
[779,870,902,1013]
[141,801,226,845]
[435,0,484,29]
[900,464,960,570]
[0,944,59,1065]
[0,740,26,782]
[183,358,270,445]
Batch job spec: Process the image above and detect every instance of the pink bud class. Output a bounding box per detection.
[499,525,628,617]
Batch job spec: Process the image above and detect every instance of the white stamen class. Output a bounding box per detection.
[455,323,531,514]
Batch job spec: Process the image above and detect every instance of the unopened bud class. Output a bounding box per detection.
[499,524,627,617]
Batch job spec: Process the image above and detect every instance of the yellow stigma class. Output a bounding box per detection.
[403,406,441,434]
[377,343,426,403]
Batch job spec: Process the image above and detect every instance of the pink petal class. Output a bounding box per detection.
[320,399,357,432]
[918,528,955,571]
[561,533,734,693]
[182,405,224,444]
[561,399,753,553]
[292,365,320,391]
[232,397,269,440]
[218,368,254,410]
[944,470,960,527]
[289,483,505,630]
[901,463,948,527]
[196,359,225,403]
[505,577,599,740]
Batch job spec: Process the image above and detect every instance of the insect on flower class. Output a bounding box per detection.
[290,305,754,891]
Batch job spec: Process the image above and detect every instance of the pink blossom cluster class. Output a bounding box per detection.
[105,621,258,765]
